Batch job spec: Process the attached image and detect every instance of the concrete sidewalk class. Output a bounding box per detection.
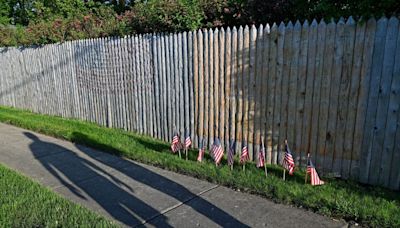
[0,123,346,227]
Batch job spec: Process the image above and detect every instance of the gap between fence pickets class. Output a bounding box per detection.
[138,184,220,226]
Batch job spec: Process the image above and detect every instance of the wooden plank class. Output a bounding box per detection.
[381,17,400,188]
[334,17,356,178]
[236,26,244,152]
[230,27,238,153]
[268,23,278,164]
[310,19,327,170]
[161,34,169,140]
[167,33,174,138]
[203,29,210,147]
[342,19,367,179]
[134,35,141,131]
[369,17,398,185]
[261,24,272,163]
[301,19,317,165]
[248,25,257,160]
[213,28,219,141]
[219,28,226,147]
[316,19,336,173]
[288,21,301,157]
[178,32,184,138]
[208,28,215,145]
[242,25,250,156]
[152,34,160,138]
[197,30,204,145]
[352,19,376,180]
[224,27,232,147]
[183,31,190,139]
[192,30,199,146]
[359,17,388,183]
[323,19,345,173]
[280,21,293,161]
[273,22,285,164]
[188,31,196,145]
[254,24,264,158]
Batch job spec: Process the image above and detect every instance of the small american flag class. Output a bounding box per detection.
[211,138,224,165]
[257,141,265,168]
[283,140,295,175]
[171,132,181,153]
[197,139,205,162]
[184,131,192,149]
[228,140,235,166]
[240,143,249,164]
[307,158,325,186]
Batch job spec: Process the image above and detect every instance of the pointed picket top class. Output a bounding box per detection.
[346,16,355,25]
[302,19,309,28]
[294,20,301,29]
[232,25,238,33]
[287,21,294,28]
[258,24,264,37]
[319,18,327,30]
[388,16,400,26]
[197,28,203,38]
[226,26,231,34]
[220,26,225,33]
[244,25,250,34]
[366,17,377,28]
[264,23,270,34]
[278,21,285,29]
[214,27,219,35]
[250,24,257,40]
[311,18,318,27]
[328,17,336,25]
[238,25,244,33]
[338,17,346,25]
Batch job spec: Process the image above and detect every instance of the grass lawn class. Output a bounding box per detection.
[0,163,117,227]
[0,106,399,227]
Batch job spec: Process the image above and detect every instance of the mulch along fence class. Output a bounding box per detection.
[0,16,399,190]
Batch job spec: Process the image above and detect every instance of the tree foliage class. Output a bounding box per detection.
[0,0,399,46]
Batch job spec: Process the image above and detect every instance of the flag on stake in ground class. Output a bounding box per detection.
[171,132,181,153]
[211,138,224,165]
[257,141,265,168]
[184,131,192,149]
[228,140,235,167]
[283,140,295,175]
[307,156,325,186]
[197,139,205,162]
[240,143,249,164]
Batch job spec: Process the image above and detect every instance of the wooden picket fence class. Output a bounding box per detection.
[0,16,399,190]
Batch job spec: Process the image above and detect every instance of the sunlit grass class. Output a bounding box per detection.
[0,106,399,227]
[0,164,117,227]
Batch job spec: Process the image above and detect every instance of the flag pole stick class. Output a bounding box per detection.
[178,149,181,159]
[243,163,245,172]
[185,148,188,160]
[305,153,309,184]
[262,136,267,177]
[283,169,286,181]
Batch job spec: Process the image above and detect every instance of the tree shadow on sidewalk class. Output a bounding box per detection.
[24,132,249,227]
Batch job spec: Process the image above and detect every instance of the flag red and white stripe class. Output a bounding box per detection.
[257,142,265,168]
[171,133,181,153]
[307,158,325,186]
[240,144,249,164]
[197,139,205,162]
[283,140,295,175]
[184,132,192,149]
[228,140,235,166]
[211,138,224,165]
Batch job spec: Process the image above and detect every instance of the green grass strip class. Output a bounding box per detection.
[0,106,399,227]
[0,163,117,227]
